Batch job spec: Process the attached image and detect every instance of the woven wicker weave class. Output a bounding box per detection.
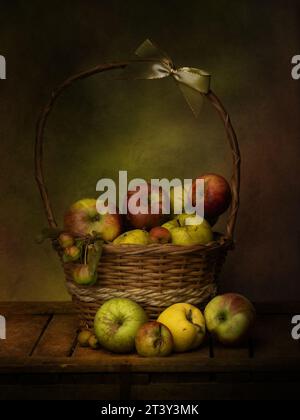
[34,62,240,329]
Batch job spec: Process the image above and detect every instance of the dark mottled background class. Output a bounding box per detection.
[0,0,299,302]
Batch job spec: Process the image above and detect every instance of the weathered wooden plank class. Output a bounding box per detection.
[73,343,211,366]
[1,355,299,374]
[253,314,300,358]
[0,302,74,316]
[210,337,250,361]
[33,314,79,357]
[0,315,50,357]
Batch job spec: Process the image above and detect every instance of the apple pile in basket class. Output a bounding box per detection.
[58,173,232,286]
[77,294,256,356]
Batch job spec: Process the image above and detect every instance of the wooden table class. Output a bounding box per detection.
[0,302,300,400]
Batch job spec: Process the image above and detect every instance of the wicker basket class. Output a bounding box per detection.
[34,62,240,329]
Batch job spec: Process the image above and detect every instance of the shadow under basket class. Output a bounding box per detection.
[63,237,232,329]
[34,61,240,331]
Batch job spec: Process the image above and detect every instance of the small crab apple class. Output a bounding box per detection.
[64,245,81,261]
[58,232,74,248]
[72,264,97,286]
[149,226,171,244]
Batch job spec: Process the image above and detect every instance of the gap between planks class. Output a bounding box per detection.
[29,315,53,357]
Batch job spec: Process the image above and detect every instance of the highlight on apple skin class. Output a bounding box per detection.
[64,198,122,242]
[204,293,256,346]
[157,303,206,352]
[135,321,173,357]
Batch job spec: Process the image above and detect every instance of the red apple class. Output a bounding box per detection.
[135,321,173,357]
[126,183,167,230]
[149,226,171,244]
[191,173,232,219]
[64,198,122,242]
[204,293,256,346]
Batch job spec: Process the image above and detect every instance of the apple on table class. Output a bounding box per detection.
[94,298,148,353]
[158,303,206,352]
[135,321,173,357]
[204,293,256,346]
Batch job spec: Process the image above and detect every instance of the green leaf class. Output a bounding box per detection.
[87,239,104,274]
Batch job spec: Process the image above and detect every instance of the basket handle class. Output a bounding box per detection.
[35,62,240,239]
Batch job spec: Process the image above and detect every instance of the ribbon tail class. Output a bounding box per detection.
[177,82,205,117]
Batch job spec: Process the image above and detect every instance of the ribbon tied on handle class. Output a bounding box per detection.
[123,39,211,117]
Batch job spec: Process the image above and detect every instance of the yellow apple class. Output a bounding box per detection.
[186,224,213,244]
[113,229,150,245]
[157,303,206,352]
[161,218,180,232]
[170,223,213,246]
[170,227,199,245]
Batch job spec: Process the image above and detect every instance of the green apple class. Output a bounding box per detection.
[186,223,213,244]
[170,227,198,245]
[170,215,213,245]
[161,218,180,232]
[170,224,213,246]
[72,264,97,286]
[158,303,206,352]
[135,321,173,357]
[113,229,149,245]
[64,198,122,242]
[94,298,148,353]
[204,293,256,345]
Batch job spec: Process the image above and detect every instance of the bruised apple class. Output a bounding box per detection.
[191,173,232,219]
[135,321,173,357]
[64,198,122,242]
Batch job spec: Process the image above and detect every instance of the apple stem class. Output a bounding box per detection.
[186,309,193,323]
